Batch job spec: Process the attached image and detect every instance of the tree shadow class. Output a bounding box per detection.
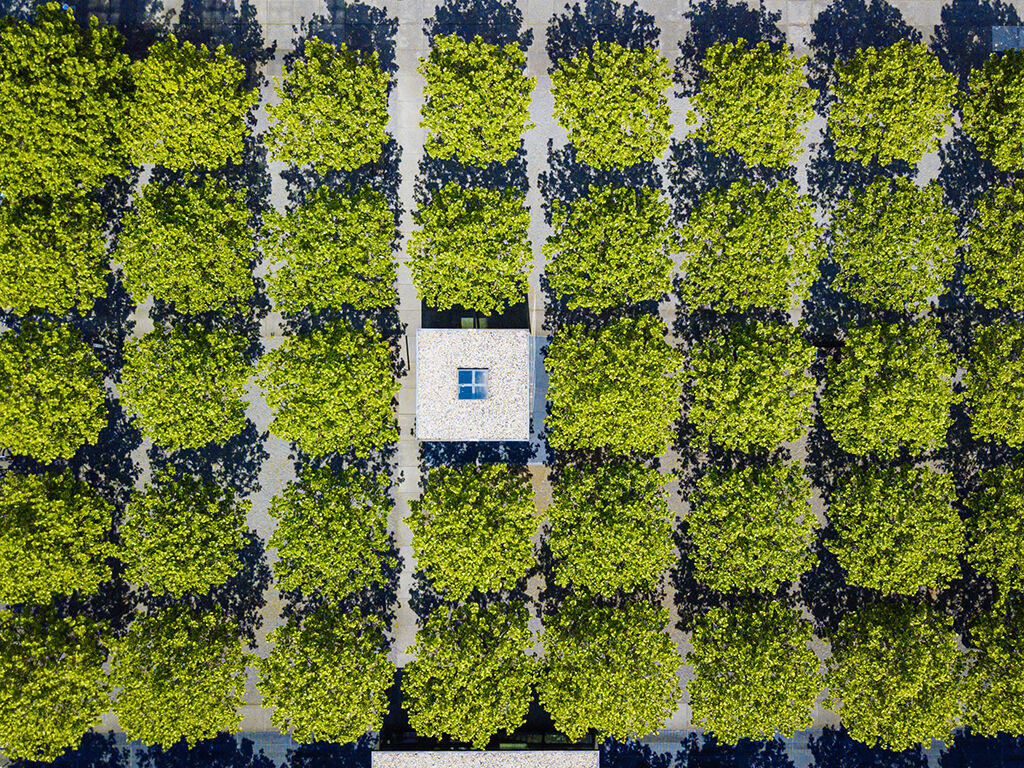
[939,731,1024,768]
[419,440,537,469]
[674,732,796,768]
[407,567,532,626]
[281,737,372,768]
[935,559,1001,636]
[9,730,127,768]
[805,129,915,212]
[73,0,172,60]
[808,725,929,768]
[797,529,885,637]
[540,273,661,334]
[413,146,529,207]
[170,0,276,91]
[148,419,270,498]
[290,444,401,492]
[672,295,789,349]
[936,400,1019,499]
[0,0,32,21]
[601,738,673,768]
[423,0,532,49]
[286,0,398,80]
[68,398,143,512]
[279,306,406,354]
[930,0,1020,92]
[96,166,142,240]
[937,125,1013,225]
[70,271,136,383]
[545,0,659,69]
[137,733,275,768]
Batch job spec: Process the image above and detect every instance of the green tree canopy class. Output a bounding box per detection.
[963,50,1024,172]
[551,42,672,169]
[543,184,675,309]
[966,465,1024,593]
[964,322,1024,447]
[257,322,399,457]
[828,40,957,165]
[965,181,1024,311]
[121,469,248,598]
[965,602,1024,737]
[267,38,389,173]
[820,320,958,458]
[408,464,536,599]
[688,601,822,743]
[116,175,256,314]
[264,186,397,314]
[689,39,816,168]
[545,315,683,455]
[678,179,820,311]
[407,183,531,315]
[0,321,107,463]
[688,461,817,593]
[547,462,673,595]
[404,602,537,748]
[258,606,394,744]
[419,34,535,166]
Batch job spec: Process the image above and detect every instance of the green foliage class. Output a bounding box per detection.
[551,42,672,169]
[826,465,964,594]
[0,3,130,199]
[268,466,394,600]
[122,469,248,598]
[257,322,399,457]
[543,184,675,309]
[539,596,681,742]
[267,38,389,173]
[408,464,536,599]
[688,461,817,593]
[547,462,673,595]
[109,606,248,748]
[408,183,531,315]
[830,178,958,310]
[685,321,816,451]
[116,175,255,314]
[0,607,108,761]
[964,322,1024,446]
[678,179,820,311]
[419,34,535,165]
[264,186,397,313]
[820,320,958,458]
[688,602,822,743]
[121,325,251,450]
[965,603,1024,737]
[689,39,816,168]
[0,321,107,463]
[828,41,956,166]
[404,602,537,748]
[545,315,683,455]
[965,181,1024,310]
[825,602,963,750]
[127,34,257,169]
[966,465,1024,593]
[963,50,1024,171]
[0,193,108,315]
[258,606,394,744]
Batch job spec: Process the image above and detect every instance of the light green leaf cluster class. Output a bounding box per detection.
[963,50,1024,171]
[964,322,1024,447]
[408,183,531,315]
[116,175,256,314]
[689,39,816,168]
[965,604,1024,737]
[264,186,397,313]
[678,179,820,311]
[267,38,389,173]
[966,465,1024,593]
[404,602,537,748]
[545,315,683,455]
[257,321,399,457]
[408,464,536,599]
[419,34,535,166]
[965,181,1024,310]
[828,41,956,166]
[543,184,675,309]
[0,321,107,463]
[551,42,672,169]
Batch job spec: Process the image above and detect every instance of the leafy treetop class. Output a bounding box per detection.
[964,322,1024,448]
[965,181,1024,311]
[966,603,1024,737]
[963,50,1024,172]
[966,465,1024,594]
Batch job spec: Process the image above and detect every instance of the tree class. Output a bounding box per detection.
[965,181,1024,311]
[0,607,108,761]
[685,321,817,451]
[547,462,673,595]
[0,3,130,199]
[964,322,1024,447]
[689,39,816,168]
[109,606,248,748]
[0,321,107,463]
[408,464,536,599]
[407,183,531,315]
[258,606,394,745]
[688,461,817,593]
[825,602,963,750]
[963,49,1024,171]
[688,602,822,743]
[419,34,535,166]
[116,175,255,314]
[121,469,248,598]
[678,179,820,311]
[263,186,397,314]
[965,602,1024,737]
[828,41,957,165]
[550,42,672,169]
[539,596,681,741]
[966,465,1024,593]
[820,320,958,458]
[0,193,108,316]
[121,325,251,450]
[126,34,257,169]
[257,322,399,457]
[268,466,395,600]
[404,602,537,748]
[545,315,683,455]
[266,38,389,173]
[543,184,675,309]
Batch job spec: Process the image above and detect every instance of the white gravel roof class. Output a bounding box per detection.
[373,752,599,768]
